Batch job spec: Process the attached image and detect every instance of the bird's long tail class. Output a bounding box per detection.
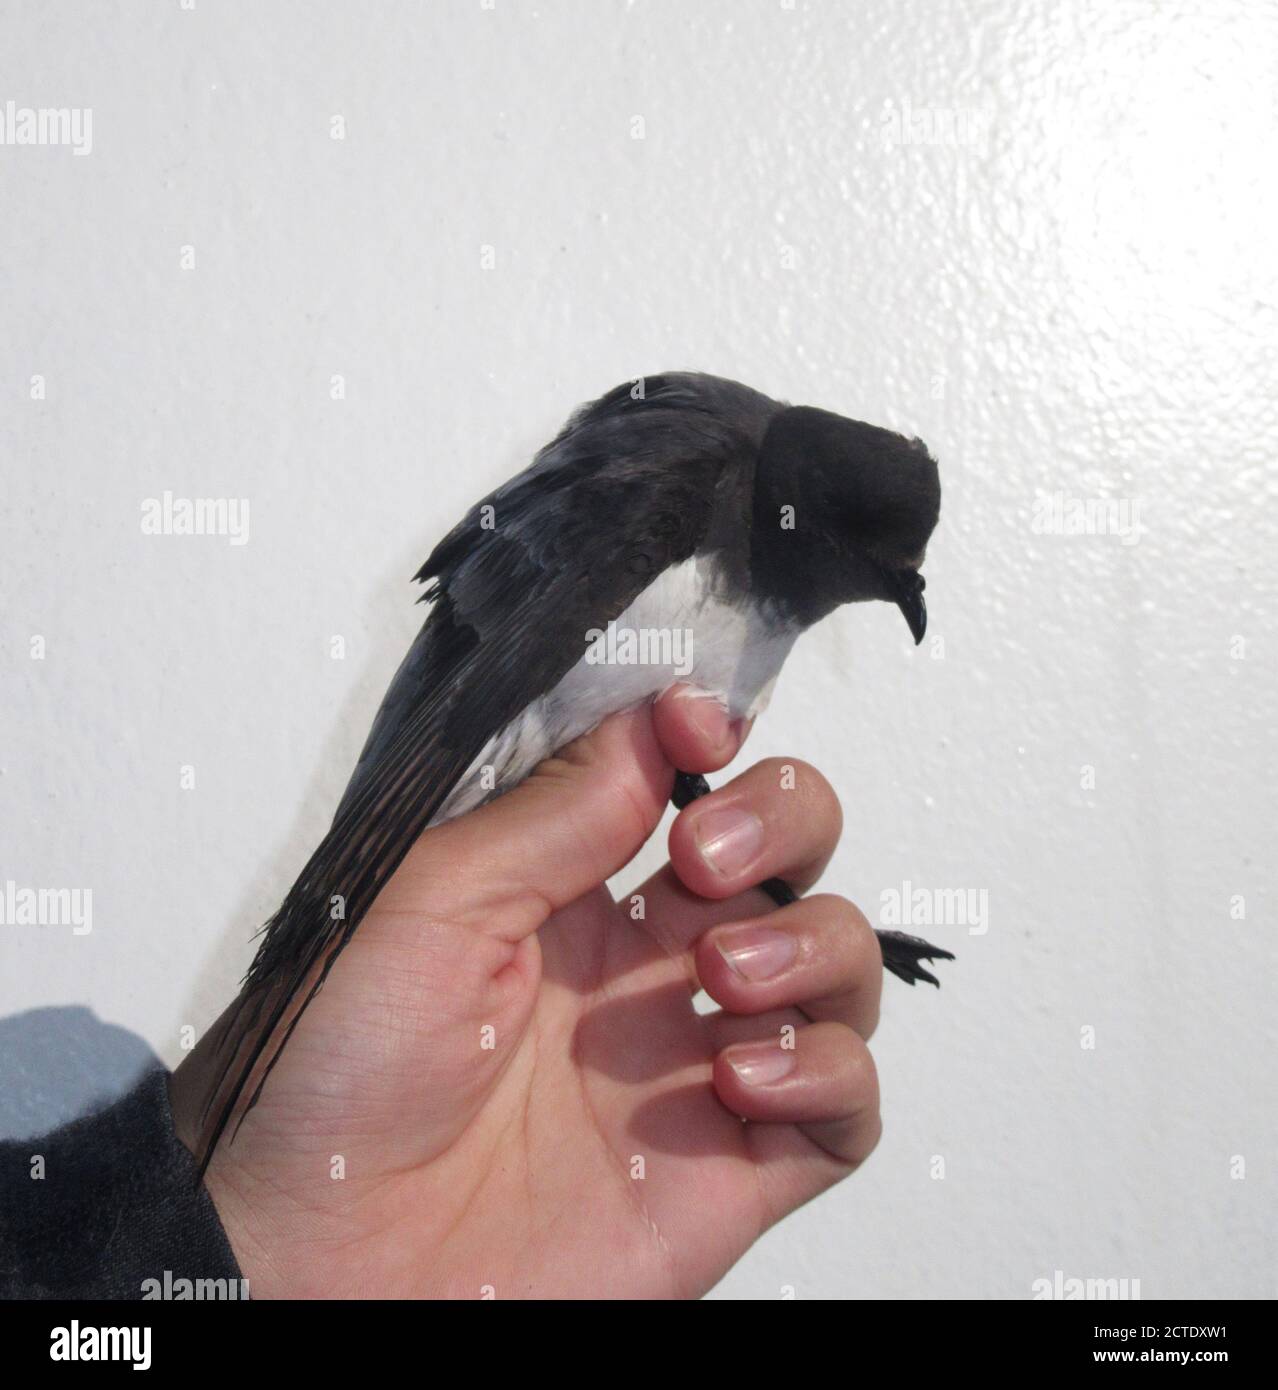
[193,729,470,1183]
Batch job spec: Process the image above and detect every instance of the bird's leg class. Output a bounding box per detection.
[670,771,955,988]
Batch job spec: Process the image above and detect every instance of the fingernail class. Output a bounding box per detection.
[726,1041,796,1087]
[676,688,731,750]
[694,808,764,878]
[716,926,797,982]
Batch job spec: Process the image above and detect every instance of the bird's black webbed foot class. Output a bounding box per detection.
[672,771,954,988]
[875,929,955,988]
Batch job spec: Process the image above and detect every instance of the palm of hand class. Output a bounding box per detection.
[253,881,770,1299]
[180,697,879,1299]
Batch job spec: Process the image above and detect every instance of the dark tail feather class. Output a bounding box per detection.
[194,918,347,1185]
[193,730,471,1183]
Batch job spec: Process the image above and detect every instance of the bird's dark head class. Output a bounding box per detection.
[751,404,941,639]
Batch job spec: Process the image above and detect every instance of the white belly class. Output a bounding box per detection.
[429,555,800,825]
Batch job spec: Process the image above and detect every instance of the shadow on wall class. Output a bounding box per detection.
[0,1007,158,1141]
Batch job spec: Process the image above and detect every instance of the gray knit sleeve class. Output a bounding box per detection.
[0,1068,244,1300]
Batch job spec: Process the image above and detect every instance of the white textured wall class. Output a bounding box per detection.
[2,0,1274,1299]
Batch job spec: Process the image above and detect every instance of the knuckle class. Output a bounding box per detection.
[808,895,876,962]
[795,764,842,832]
[844,903,880,965]
[756,757,842,831]
[855,1110,885,1166]
[843,1032,881,1107]
[812,892,871,935]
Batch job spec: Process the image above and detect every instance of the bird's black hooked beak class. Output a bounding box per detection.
[886,568,928,645]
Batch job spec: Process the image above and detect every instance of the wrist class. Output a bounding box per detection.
[167,1063,333,1298]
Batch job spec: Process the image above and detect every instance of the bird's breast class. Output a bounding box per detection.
[431,554,800,826]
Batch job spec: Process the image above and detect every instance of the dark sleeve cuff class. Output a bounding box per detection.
[0,1067,245,1299]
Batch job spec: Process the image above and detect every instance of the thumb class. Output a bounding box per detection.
[369,702,676,940]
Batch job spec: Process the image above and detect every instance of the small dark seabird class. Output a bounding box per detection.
[197,372,949,1177]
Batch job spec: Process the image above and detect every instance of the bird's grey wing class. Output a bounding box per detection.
[335,372,777,817]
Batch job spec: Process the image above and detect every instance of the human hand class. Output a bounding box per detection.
[170,687,883,1298]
